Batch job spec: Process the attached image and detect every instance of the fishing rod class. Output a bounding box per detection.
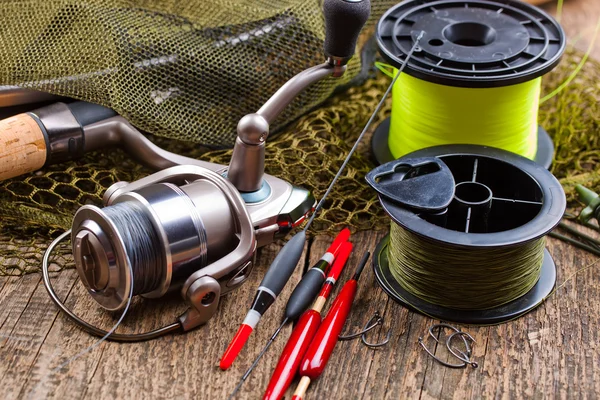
[41,0,372,340]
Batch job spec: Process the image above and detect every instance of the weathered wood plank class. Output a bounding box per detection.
[13,238,306,400]
[3,223,600,400]
[0,270,79,400]
[1,1,599,399]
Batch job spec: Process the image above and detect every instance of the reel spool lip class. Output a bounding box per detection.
[376,144,566,248]
[376,0,566,88]
[371,118,555,170]
[372,234,557,324]
[72,205,133,311]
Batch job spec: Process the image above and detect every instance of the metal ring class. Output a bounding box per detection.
[42,230,182,342]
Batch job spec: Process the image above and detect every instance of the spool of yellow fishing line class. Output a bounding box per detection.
[366,144,566,324]
[371,0,566,169]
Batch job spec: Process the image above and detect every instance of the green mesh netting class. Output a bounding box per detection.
[0,1,598,276]
[0,0,395,147]
[1,47,599,276]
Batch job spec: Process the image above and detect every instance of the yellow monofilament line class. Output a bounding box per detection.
[388,223,546,311]
[381,66,541,160]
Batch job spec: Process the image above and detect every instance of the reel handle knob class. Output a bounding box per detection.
[323,0,371,63]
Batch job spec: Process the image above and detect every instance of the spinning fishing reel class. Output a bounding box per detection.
[41,0,371,340]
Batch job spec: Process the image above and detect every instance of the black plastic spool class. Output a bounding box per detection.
[371,0,566,169]
[371,144,566,324]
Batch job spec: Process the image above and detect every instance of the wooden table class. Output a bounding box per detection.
[2,1,599,399]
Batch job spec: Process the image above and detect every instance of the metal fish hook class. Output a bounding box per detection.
[339,311,391,348]
[446,331,478,369]
[418,323,474,369]
[338,312,383,340]
[361,326,392,348]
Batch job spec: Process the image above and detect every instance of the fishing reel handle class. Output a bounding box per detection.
[228,0,371,193]
[323,0,371,63]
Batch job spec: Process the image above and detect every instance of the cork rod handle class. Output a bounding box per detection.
[0,113,47,181]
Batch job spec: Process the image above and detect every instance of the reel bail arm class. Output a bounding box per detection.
[227,0,371,193]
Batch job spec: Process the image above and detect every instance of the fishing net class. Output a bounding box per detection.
[0,0,394,147]
[0,2,598,276]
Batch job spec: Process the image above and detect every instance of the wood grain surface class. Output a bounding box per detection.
[545,0,600,59]
[1,0,599,399]
[1,228,600,400]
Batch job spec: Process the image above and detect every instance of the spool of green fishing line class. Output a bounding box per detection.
[367,144,566,324]
[371,0,566,169]
[388,223,546,311]
[385,72,541,161]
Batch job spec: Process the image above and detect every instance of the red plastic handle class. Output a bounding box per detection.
[263,310,321,400]
[299,280,357,379]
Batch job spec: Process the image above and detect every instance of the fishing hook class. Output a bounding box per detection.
[446,331,478,368]
[418,323,476,369]
[338,311,391,348]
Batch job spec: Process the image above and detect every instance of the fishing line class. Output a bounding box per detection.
[369,144,567,324]
[374,61,541,161]
[35,201,185,394]
[556,0,564,23]
[371,0,566,169]
[540,12,600,104]
[33,229,134,398]
[103,203,164,295]
[388,223,546,310]
[388,72,541,160]
[302,30,425,232]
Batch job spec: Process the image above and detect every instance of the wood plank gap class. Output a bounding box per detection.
[0,276,9,293]
[360,296,392,400]
[417,316,440,400]
[398,313,419,390]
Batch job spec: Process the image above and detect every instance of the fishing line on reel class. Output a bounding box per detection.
[371,0,567,169]
[43,230,182,342]
[388,223,546,311]
[376,64,542,161]
[38,230,134,387]
[367,145,567,325]
[103,203,164,296]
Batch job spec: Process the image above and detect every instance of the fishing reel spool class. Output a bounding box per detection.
[43,0,372,339]
[371,0,566,168]
[368,145,566,324]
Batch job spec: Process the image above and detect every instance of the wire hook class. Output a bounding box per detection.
[361,325,392,348]
[446,331,478,368]
[418,323,477,369]
[339,311,391,348]
[339,311,383,340]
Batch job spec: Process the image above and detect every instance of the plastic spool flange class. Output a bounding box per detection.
[372,144,566,324]
[371,0,566,169]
